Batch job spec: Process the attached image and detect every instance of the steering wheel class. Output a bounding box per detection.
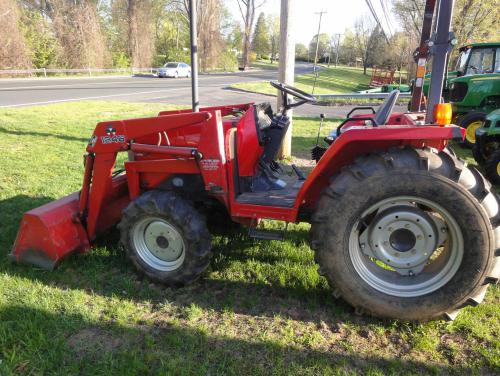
[270,81,317,103]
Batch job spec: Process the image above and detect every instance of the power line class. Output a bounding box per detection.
[380,0,393,38]
[364,0,390,44]
[312,11,327,94]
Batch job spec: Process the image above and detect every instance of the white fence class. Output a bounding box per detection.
[0,67,157,77]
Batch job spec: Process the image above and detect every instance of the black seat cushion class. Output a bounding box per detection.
[254,102,274,145]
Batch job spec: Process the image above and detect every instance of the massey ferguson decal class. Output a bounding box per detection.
[101,135,126,144]
[200,159,220,171]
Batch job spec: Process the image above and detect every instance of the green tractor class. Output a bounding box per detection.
[422,43,500,146]
[472,109,500,183]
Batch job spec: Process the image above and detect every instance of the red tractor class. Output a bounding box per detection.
[10,81,500,321]
[9,0,500,322]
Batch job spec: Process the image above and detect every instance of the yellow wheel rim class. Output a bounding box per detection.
[465,121,483,144]
[497,162,500,177]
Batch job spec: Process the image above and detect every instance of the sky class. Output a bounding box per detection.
[224,0,399,45]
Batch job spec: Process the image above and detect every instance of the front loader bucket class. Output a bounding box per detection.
[9,192,90,270]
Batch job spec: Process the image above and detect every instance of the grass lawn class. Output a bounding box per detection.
[251,59,281,70]
[232,65,373,96]
[0,101,498,375]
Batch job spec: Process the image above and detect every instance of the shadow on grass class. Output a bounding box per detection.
[0,126,89,143]
[0,305,475,375]
[2,229,344,324]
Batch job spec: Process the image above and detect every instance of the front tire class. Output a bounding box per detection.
[459,112,487,147]
[119,190,212,286]
[311,147,500,321]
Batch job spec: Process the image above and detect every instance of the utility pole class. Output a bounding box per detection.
[313,11,327,73]
[277,0,295,158]
[189,0,199,112]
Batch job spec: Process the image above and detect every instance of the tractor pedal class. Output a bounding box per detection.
[248,228,285,241]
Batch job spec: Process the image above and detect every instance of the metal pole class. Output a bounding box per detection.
[426,0,454,123]
[189,0,199,112]
[410,0,437,112]
[278,0,295,158]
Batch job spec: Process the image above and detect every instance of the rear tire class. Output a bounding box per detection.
[459,112,487,148]
[484,150,500,185]
[472,141,487,165]
[311,147,500,321]
[119,190,212,286]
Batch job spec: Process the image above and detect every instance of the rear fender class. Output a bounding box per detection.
[295,125,464,214]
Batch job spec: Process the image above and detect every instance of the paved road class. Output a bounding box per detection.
[0,63,404,118]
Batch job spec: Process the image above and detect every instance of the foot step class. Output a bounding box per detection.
[248,228,285,241]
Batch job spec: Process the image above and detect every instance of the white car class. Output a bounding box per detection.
[157,62,191,78]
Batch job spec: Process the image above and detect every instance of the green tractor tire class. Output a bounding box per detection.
[459,112,488,148]
[484,150,500,185]
[472,142,487,165]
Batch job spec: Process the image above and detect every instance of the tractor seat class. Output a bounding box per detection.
[372,89,400,126]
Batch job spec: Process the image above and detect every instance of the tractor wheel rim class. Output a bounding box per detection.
[132,217,185,272]
[465,121,483,144]
[349,196,463,298]
[497,162,500,177]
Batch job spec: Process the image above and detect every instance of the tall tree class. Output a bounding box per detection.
[295,43,308,61]
[51,0,111,68]
[392,0,499,53]
[174,0,231,70]
[252,12,269,58]
[236,0,265,70]
[228,22,243,53]
[354,16,376,74]
[338,29,357,66]
[365,26,387,68]
[267,14,279,63]
[128,0,154,67]
[308,33,330,63]
[0,0,31,69]
[19,9,62,68]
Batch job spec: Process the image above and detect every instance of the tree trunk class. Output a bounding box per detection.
[241,1,254,70]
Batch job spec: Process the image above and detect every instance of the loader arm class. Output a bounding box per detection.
[10,111,213,269]
[82,111,212,239]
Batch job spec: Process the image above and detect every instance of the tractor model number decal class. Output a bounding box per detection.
[100,135,125,144]
[200,159,220,171]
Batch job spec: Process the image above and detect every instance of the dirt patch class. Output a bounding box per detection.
[67,327,126,357]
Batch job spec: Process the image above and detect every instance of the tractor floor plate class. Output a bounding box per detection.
[236,174,303,208]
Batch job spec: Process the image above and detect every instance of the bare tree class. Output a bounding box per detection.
[236,0,265,70]
[128,0,154,67]
[17,0,111,68]
[172,0,227,70]
[0,0,31,69]
[267,14,279,64]
[354,16,376,75]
